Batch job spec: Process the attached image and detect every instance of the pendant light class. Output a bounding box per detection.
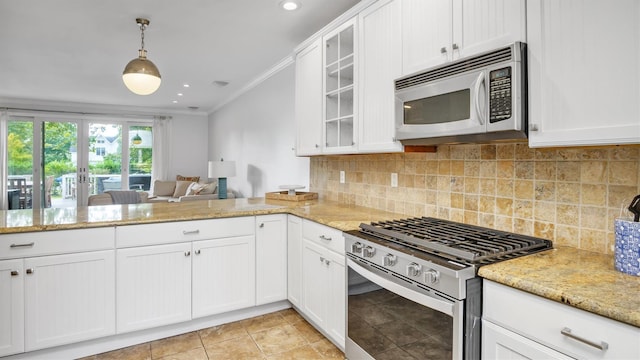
[122,18,161,95]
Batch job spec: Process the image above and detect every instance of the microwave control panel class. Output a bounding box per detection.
[489,67,512,123]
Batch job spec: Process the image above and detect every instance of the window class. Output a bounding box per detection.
[96,147,106,156]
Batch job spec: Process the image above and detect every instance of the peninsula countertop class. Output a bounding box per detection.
[0,198,403,234]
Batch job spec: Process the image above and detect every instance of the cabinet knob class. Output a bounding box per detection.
[10,270,19,276]
[259,223,265,228]
[452,43,459,50]
[325,259,331,266]
[529,124,539,132]
[26,268,34,275]
[320,257,325,263]
[440,46,447,54]
[195,249,201,255]
[184,251,191,257]
[315,144,319,148]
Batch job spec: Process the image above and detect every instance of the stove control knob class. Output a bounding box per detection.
[424,269,440,284]
[383,254,397,267]
[363,246,376,258]
[407,263,422,277]
[351,242,363,254]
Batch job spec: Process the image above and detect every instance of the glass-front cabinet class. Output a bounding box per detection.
[323,18,357,152]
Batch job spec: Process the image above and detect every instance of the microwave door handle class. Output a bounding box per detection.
[473,72,486,125]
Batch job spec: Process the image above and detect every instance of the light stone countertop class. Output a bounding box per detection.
[478,247,640,328]
[2,199,639,329]
[0,198,403,234]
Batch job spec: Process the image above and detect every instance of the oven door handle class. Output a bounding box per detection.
[347,258,455,317]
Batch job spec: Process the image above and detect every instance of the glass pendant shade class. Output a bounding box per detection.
[132,133,143,145]
[123,50,161,95]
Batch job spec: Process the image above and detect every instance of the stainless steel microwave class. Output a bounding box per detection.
[395,42,527,145]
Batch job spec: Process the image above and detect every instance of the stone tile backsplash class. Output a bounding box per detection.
[310,143,640,255]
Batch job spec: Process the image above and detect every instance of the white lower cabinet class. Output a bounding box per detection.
[116,243,192,333]
[0,228,116,357]
[287,215,303,308]
[483,320,573,360]
[483,280,640,360]
[255,214,287,306]
[192,235,255,317]
[300,220,346,349]
[0,259,24,357]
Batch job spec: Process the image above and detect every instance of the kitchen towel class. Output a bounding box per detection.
[614,218,640,276]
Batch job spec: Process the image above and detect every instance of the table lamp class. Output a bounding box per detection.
[208,159,236,199]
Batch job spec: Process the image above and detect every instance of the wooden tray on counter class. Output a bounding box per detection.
[265,191,318,201]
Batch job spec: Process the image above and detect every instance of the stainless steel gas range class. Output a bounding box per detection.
[344,217,552,360]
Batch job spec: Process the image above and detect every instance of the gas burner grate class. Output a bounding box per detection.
[360,217,552,264]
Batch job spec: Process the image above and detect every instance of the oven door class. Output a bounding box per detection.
[395,70,487,141]
[346,257,464,360]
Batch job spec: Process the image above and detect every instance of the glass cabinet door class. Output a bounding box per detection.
[324,19,355,149]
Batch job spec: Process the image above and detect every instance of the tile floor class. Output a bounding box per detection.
[79,309,344,360]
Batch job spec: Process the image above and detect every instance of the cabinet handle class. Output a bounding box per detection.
[452,43,459,50]
[182,230,200,235]
[319,235,332,241]
[10,270,19,276]
[440,46,447,54]
[10,242,34,248]
[560,327,609,351]
[26,268,34,275]
[529,124,539,132]
[259,223,265,228]
[195,249,201,255]
[184,251,191,257]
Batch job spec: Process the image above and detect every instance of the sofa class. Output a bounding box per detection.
[88,191,149,206]
[147,177,236,203]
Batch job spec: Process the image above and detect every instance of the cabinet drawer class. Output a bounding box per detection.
[302,219,344,255]
[116,217,255,248]
[0,228,115,260]
[483,280,640,359]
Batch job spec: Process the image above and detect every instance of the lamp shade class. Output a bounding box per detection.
[122,51,162,95]
[208,160,236,179]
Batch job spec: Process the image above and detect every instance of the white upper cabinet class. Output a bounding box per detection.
[401,0,452,74]
[401,0,526,76]
[527,0,640,147]
[358,0,403,153]
[295,39,323,156]
[323,18,358,153]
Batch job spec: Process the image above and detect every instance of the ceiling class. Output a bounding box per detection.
[0,0,360,113]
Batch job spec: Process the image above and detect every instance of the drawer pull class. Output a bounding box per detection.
[319,235,332,241]
[10,242,35,248]
[182,230,200,235]
[560,327,609,351]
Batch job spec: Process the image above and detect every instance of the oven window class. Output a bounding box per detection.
[404,89,470,125]
[348,268,453,359]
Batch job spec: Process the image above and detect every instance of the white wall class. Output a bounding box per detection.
[208,64,310,198]
[167,113,210,180]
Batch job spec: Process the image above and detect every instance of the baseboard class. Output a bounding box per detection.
[3,301,291,360]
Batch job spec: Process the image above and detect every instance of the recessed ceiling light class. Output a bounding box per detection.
[183,84,190,88]
[212,80,230,87]
[279,0,300,11]
[172,100,178,104]
[177,93,183,96]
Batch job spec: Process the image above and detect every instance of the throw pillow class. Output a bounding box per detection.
[153,180,176,196]
[196,182,217,195]
[173,180,193,198]
[185,182,204,196]
[176,175,200,183]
